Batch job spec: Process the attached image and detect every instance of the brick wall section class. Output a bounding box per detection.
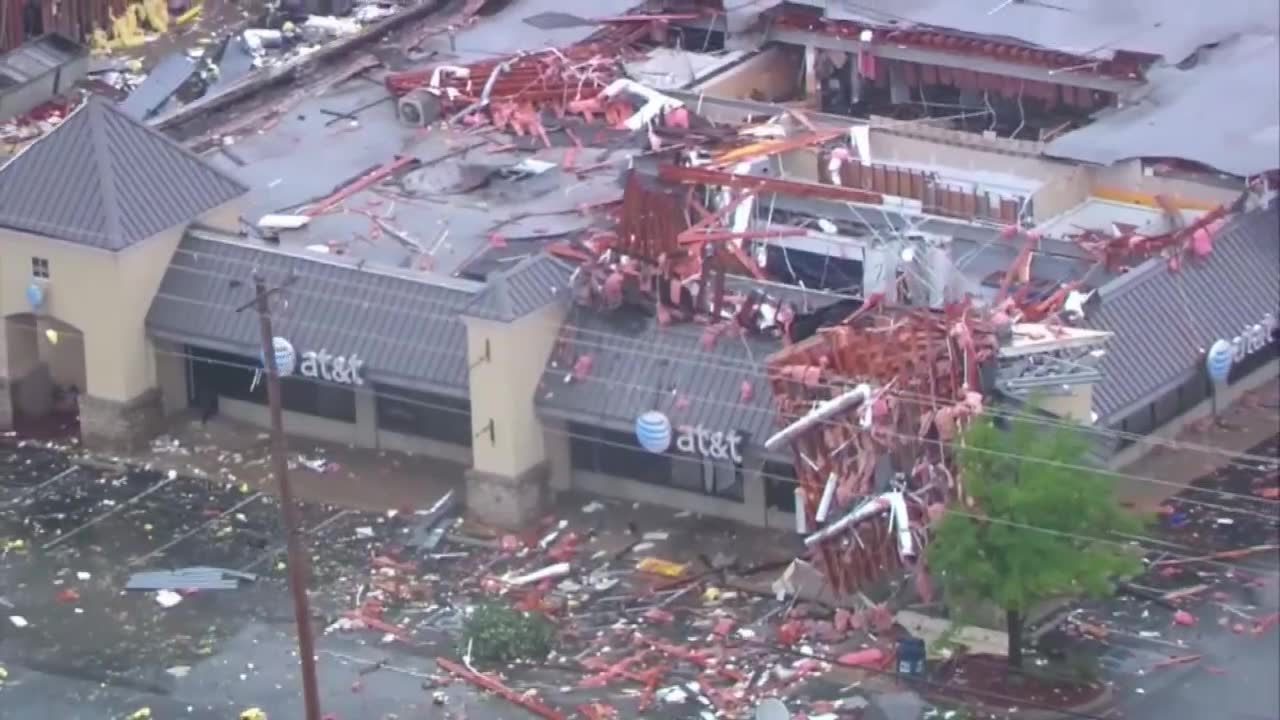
[79,388,163,454]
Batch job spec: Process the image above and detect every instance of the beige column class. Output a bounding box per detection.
[462,302,567,529]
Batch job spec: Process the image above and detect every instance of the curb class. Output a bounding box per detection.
[922,676,1115,720]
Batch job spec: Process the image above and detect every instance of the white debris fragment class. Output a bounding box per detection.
[657,685,688,703]
[8,615,28,628]
[505,562,571,586]
[155,590,183,608]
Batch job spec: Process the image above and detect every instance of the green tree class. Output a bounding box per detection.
[929,415,1142,668]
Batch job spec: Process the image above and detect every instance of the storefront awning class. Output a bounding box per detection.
[536,280,845,463]
[146,231,482,398]
[1086,204,1280,423]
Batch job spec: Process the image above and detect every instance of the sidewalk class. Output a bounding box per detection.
[118,412,466,512]
[1113,381,1279,513]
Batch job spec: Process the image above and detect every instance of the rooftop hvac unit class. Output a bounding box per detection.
[397,88,444,128]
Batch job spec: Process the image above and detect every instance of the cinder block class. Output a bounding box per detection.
[464,462,548,530]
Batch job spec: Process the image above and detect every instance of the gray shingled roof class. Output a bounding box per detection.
[0,95,247,250]
[463,253,575,322]
[1085,204,1280,422]
[147,231,479,397]
[536,280,846,454]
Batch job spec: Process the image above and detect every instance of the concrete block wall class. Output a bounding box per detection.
[79,388,163,455]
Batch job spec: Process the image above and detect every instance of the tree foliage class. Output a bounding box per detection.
[461,603,555,665]
[931,415,1143,617]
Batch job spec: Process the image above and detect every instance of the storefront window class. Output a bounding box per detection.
[764,460,798,513]
[1177,374,1209,413]
[568,423,744,502]
[188,346,356,423]
[374,384,472,447]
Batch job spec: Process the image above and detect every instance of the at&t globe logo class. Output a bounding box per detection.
[635,411,673,453]
[265,336,297,376]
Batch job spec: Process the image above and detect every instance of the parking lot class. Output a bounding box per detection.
[0,442,512,720]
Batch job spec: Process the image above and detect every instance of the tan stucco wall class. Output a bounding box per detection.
[0,200,241,404]
[0,315,37,378]
[153,338,189,416]
[0,229,129,400]
[465,302,568,479]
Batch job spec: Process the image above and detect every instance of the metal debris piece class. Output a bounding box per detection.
[119,52,199,121]
[125,567,258,591]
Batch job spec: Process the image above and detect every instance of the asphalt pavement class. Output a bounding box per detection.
[2,430,1276,720]
[0,443,518,720]
[0,441,876,720]
[1051,435,1280,720]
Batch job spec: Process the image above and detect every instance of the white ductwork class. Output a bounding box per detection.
[765,383,873,451]
[803,490,917,563]
[886,491,916,561]
[601,79,683,130]
[815,472,838,523]
[804,494,891,547]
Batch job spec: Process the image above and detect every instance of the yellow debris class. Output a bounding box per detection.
[0,665,8,681]
[89,29,110,52]
[126,708,152,720]
[239,708,267,720]
[141,0,171,33]
[176,3,204,25]
[636,557,688,578]
[2,539,24,551]
[702,586,722,603]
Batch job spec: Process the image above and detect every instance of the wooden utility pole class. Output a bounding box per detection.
[246,273,322,720]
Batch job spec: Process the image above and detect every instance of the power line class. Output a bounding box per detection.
[142,274,1280,514]
[160,243,1280,468]
[15,285,1279,518]
[57,340,1278,574]
[10,183,1267,470]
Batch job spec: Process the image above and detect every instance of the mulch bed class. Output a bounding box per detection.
[929,653,1106,711]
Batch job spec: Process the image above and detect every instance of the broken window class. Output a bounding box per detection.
[31,257,49,279]
[763,461,798,514]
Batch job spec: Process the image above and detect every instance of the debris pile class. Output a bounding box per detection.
[294,494,906,718]
[385,44,638,138]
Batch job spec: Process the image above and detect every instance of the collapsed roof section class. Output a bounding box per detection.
[793,0,1278,65]
[1045,34,1280,177]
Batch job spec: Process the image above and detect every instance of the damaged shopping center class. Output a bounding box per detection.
[0,0,1277,618]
